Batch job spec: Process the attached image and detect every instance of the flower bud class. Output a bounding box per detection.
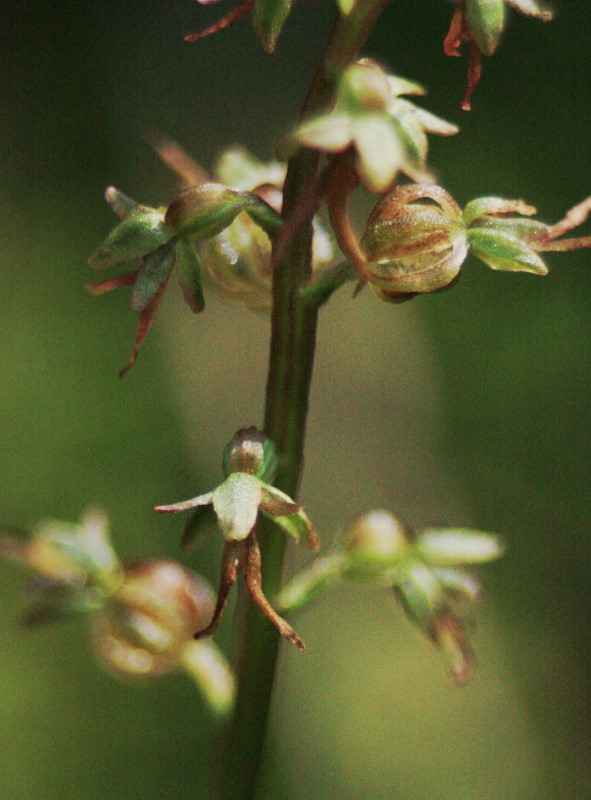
[222,427,277,480]
[165,183,254,240]
[338,62,391,113]
[89,209,170,270]
[344,510,412,576]
[361,185,468,297]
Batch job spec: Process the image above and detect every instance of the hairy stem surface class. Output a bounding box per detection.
[217,4,388,798]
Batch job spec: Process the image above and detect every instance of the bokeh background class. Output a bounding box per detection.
[1,1,590,798]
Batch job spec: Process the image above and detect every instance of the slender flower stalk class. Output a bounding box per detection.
[217,3,390,798]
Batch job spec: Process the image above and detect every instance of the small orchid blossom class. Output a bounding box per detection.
[156,428,318,650]
[278,510,505,684]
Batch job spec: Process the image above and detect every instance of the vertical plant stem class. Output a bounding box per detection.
[217,3,388,798]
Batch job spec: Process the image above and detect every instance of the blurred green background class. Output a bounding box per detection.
[1,1,590,798]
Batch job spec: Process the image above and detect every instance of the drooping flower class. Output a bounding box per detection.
[156,428,318,650]
[444,0,552,110]
[278,510,505,684]
[0,509,235,716]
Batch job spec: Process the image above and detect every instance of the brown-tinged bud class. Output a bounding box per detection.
[222,427,274,478]
[361,184,468,298]
[93,559,215,678]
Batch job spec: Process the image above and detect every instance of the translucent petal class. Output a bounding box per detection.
[415,528,506,565]
[352,115,404,192]
[293,114,354,153]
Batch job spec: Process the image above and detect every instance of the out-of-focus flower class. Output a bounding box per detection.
[198,147,335,311]
[0,509,235,717]
[444,0,552,110]
[360,185,591,301]
[278,510,505,684]
[287,60,458,192]
[156,428,318,650]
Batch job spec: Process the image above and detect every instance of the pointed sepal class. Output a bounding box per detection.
[252,0,292,53]
[89,209,170,269]
[468,227,549,274]
[175,238,205,313]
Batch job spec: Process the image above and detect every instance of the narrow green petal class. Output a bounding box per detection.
[415,528,506,565]
[212,473,261,541]
[89,210,169,269]
[22,586,101,628]
[261,506,319,550]
[252,0,291,53]
[470,216,549,243]
[465,0,506,56]
[165,184,272,241]
[104,187,140,220]
[175,239,205,313]
[393,560,443,633]
[180,504,218,553]
[468,228,549,274]
[463,196,537,225]
[130,241,176,312]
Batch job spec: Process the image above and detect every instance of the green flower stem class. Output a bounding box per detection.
[217,3,389,799]
[299,261,357,307]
